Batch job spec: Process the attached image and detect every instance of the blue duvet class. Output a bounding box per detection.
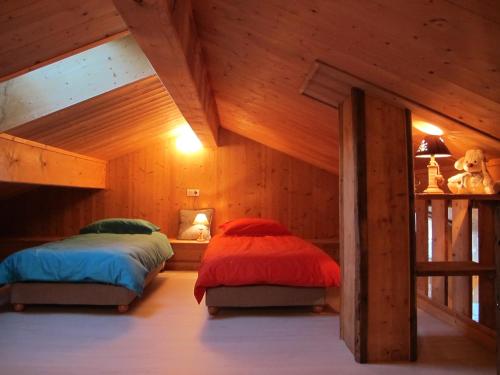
[0,232,173,295]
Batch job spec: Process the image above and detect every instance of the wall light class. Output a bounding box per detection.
[413,120,443,136]
[175,126,202,154]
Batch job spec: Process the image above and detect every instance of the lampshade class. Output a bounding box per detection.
[193,213,209,226]
[415,135,451,158]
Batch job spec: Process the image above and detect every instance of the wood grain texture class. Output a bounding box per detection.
[302,61,500,165]
[339,93,361,360]
[113,0,219,147]
[448,200,472,317]
[340,90,413,362]
[364,94,412,362]
[0,134,106,189]
[0,0,127,81]
[477,202,496,330]
[190,0,500,172]
[415,199,429,296]
[6,76,185,160]
[431,200,448,305]
[0,129,338,241]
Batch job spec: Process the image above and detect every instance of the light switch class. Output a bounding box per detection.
[187,188,200,197]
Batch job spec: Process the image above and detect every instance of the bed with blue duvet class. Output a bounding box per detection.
[0,219,173,312]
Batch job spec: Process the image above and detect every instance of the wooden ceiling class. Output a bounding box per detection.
[7,76,185,160]
[1,0,499,175]
[190,0,499,168]
[0,0,127,82]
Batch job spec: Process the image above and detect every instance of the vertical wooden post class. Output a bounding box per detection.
[415,199,429,296]
[494,206,499,373]
[431,200,448,305]
[448,200,472,317]
[339,88,414,362]
[478,202,496,330]
[339,90,366,362]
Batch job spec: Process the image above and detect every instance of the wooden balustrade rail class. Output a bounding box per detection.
[414,193,499,333]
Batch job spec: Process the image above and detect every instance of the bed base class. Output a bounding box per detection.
[10,262,164,313]
[205,285,326,316]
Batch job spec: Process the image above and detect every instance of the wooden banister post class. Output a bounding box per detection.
[478,202,496,330]
[415,199,429,296]
[449,200,472,317]
[431,200,448,305]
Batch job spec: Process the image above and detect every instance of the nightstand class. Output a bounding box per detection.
[165,239,209,270]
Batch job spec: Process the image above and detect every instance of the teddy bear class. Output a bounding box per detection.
[447,149,499,194]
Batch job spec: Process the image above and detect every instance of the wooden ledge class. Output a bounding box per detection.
[416,261,496,276]
[416,193,500,201]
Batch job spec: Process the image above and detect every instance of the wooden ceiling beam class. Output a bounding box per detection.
[0,134,106,189]
[302,60,500,160]
[113,0,220,147]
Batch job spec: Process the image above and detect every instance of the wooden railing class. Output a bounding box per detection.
[414,193,499,349]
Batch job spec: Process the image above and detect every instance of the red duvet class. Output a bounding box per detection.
[194,234,341,303]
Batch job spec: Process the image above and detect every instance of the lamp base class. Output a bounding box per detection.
[196,230,205,242]
[423,186,445,194]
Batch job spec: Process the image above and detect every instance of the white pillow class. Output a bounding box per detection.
[177,208,214,240]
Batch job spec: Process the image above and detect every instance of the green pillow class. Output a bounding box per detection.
[80,218,160,235]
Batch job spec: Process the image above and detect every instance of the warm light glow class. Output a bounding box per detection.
[193,213,209,226]
[413,120,444,136]
[174,125,202,153]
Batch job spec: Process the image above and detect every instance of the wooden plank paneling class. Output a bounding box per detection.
[6,76,185,160]
[0,134,106,189]
[0,0,127,81]
[113,0,219,148]
[0,129,338,242]
[431,200,448,305]
[448,200,472,317]
[478,202,496,330]
[192,0,500,148]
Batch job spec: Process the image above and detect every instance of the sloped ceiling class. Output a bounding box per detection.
[1,0,499,176]
[191,0,499,166]
[7,76,185,160]
[0,0,127,81]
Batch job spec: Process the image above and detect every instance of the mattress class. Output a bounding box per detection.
[0,232,173,295]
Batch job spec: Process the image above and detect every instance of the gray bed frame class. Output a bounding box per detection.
[10,262,165,313]
[205,285,327,315]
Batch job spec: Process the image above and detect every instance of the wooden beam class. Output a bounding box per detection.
[416,262,495,277]
[113,0,219,147]
[340,89,414,362]
[0,134,106,189]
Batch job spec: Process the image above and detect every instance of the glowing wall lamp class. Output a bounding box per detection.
[175,126,202,154]
[415,135,451,194]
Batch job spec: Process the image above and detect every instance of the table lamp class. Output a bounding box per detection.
[193,213,209,241]
[415,135,451,194]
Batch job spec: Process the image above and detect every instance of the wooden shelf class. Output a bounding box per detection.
[416,261,496,277]
[416,193,500,201]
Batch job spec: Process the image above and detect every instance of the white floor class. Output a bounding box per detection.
[0,272,495,375]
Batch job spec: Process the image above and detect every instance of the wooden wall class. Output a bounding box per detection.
[0,129,338,240]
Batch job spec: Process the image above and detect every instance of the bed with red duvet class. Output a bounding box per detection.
[194,218,340,315]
